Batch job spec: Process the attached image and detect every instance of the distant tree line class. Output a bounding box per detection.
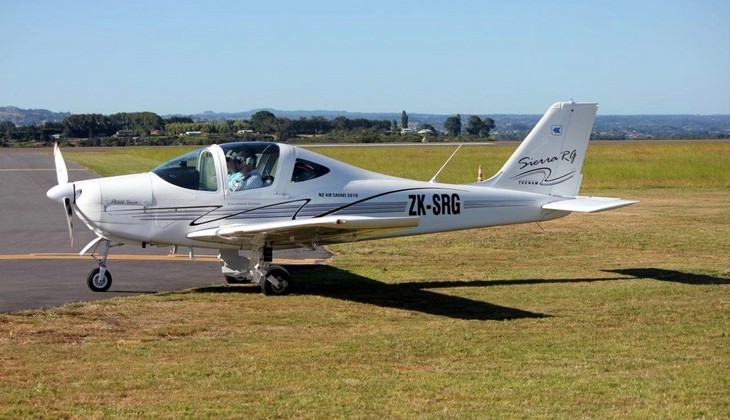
[4,105,729,147]
[0,109,500,147]
[63,112,163,138]
[0,112,164,146]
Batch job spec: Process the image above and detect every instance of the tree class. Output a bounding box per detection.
[332,116,351,132]
[250,111,277,134]
[444,114,462,137]
[466,115,484,136]
[63,114,111,138]
[480,117,495,137]
[129,112,163,134]
[163,116,194,124]
[310,116,331,135]
[40,122,64,142]
[466,115,496,138]
[1,121,15,142]
[275,117,293,141]
[290,116,331,135]
[401,110,408,129]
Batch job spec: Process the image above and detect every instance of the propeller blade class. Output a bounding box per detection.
[63,198,74,248]
[53,142,68,185]
[50,143,74,247]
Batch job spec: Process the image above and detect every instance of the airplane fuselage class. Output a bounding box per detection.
[72,167,566,250]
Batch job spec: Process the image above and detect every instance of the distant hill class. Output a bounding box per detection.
[3,105,729,140]
[181,109,423,123]
[0,106,70,126]
[183,109,730,140]
[488,114,730,140]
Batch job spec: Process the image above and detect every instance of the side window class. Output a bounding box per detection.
[291,159,330,183]
[198,150,217,191]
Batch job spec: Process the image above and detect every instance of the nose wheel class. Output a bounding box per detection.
[84,237,115,292]
[87,267,112,292]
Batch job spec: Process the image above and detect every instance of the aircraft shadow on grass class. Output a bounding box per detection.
[193,265,639,321]
[605,268,730,285]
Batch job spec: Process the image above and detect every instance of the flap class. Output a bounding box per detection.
[187,215,420,246]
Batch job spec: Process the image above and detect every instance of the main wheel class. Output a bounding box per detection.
[87,267,112,292]
[260,267,291,296]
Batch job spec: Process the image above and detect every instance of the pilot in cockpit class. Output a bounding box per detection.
[227,151,263,191]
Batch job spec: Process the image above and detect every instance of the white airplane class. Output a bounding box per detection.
[47,101,636,294]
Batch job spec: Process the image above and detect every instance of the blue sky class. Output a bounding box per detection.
[1,0,728,115]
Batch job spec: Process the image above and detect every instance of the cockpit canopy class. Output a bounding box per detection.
[152,142,280,191]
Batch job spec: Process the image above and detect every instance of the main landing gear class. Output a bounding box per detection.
[219,246,291,295]
[80,238,292,295]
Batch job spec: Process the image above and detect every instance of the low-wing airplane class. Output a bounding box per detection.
[47,101,636,294]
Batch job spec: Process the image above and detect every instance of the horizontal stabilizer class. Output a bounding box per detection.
[542,197,637,213]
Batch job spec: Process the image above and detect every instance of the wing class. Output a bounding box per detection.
[187,215,420,248]
[542,196,637,213]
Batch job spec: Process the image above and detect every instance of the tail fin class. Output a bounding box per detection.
[484,101,598,197]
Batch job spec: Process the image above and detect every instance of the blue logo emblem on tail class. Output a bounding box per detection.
[551,125,562,136]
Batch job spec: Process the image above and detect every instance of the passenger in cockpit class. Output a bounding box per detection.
[226,151,243,191]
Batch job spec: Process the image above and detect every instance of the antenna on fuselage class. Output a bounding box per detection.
[429,143,462,183]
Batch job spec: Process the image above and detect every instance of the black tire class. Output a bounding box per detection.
[87,267,112,292]
[260,267,291,296]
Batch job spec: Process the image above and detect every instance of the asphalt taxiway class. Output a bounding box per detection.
[0,148,329,313]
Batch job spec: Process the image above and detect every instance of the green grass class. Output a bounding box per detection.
[2,141,729,417]
[64,145,195,176]
[309,141,730,191]
[65,141,730,190]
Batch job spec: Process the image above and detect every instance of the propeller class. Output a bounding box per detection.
[53,141,68,184]
[47,143,75,247]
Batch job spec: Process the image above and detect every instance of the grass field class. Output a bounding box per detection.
[1,141,729,418]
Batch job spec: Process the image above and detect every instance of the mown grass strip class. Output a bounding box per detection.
[2,141,727,417]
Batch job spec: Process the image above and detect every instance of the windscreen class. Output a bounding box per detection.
[152,148,218,191]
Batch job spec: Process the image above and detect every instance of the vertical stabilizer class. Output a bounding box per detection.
[484,101,598,197]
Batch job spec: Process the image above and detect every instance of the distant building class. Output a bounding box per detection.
[114,129,135,138]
